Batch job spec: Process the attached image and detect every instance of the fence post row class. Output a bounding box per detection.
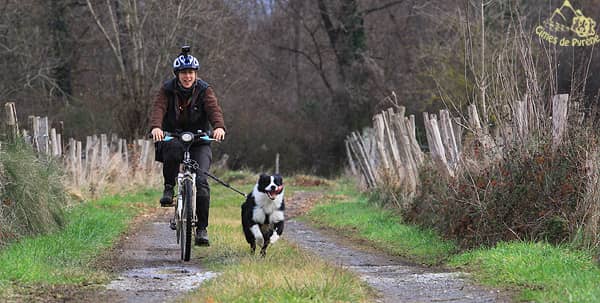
[2,103,160,190]
[346,94,578,195]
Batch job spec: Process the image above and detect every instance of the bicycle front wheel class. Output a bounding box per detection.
[181,178,194,261]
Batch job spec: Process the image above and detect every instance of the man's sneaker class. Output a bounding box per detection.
[195,228,210,246]
[160,185,174,207]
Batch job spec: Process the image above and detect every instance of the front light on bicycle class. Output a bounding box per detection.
[181,133,193,142]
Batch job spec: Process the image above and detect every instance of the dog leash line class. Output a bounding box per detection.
[203,171,247,197]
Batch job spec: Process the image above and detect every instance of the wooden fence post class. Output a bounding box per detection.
[382,109,404,179]
[29,116,39,152]
[424,114,453,177]
[349,131,376,188]
[76,140,82,186]
[122,139,129,174]
[39,117,49,155]
[552,94,569,149]
[440,109,460,168]
[57,133,63,156]
[4,102,19,139]
[68,138,76,184]
[50,128,59,156]
[373,113,391,172]
[345,139,358,176]
[100,134,109,167]
[88,136,99,183]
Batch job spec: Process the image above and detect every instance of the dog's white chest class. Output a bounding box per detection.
[252,202,281,224]
[251,189,284,224]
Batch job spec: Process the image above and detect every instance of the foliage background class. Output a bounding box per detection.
[1,0,599,175]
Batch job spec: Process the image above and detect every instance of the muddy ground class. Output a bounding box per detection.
[8,190,515,302]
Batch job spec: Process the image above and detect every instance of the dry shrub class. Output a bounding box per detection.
[408,132,596,249]
[367,168,413,209]
[0,139,66,246]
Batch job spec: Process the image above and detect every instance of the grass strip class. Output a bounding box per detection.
[183,179,373,303]
[304,184,457,265]
[450,241,600,302]
[0,189,157,290]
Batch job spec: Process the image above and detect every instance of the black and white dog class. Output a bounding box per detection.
[241,174,285,256]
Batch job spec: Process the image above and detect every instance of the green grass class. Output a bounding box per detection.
[183,178,372,303]
[450,242,600,302]
[304,181,457,265]
[0,188,157,292]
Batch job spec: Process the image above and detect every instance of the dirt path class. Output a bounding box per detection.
[29,189,513,302]
[284,191,514,303]
[90,208,216,303]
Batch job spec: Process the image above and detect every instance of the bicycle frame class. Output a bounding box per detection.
[158,130,215,261]
[176,148,197,230]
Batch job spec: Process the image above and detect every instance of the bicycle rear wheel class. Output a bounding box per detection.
[181,178,193,261]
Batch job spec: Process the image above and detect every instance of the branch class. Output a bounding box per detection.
[274,45,334,95]
[360,0,406,16]
[316,0,338,47]
[85,0,125,76]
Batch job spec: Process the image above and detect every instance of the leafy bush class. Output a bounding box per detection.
[408,134,591,248]
[0,139,66,246]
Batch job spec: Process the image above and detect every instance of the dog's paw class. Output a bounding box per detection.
[269,233,279,244]
[255,236,264,248]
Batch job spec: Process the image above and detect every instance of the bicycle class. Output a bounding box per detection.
[158,130,216,261]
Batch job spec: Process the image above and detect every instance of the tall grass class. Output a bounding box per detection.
[0,139,66,245]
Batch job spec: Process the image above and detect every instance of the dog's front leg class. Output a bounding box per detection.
[270,220,284,244]
[250,224,264,250]
[260,240,269,257]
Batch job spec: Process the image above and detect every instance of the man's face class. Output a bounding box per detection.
[178,69,196,88]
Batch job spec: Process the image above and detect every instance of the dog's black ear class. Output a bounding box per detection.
[259,174,270,183]
[273,174,283,185]
[258,174,271,189]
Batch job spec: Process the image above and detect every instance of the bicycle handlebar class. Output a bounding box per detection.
[148,130,217,143]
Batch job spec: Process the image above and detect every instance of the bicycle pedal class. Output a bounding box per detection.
[160,202,174,207]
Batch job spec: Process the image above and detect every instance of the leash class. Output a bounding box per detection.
[203,171,247,197]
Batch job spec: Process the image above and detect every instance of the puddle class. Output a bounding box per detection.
[106,265,218,292]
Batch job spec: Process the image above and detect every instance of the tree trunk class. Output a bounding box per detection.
[317,0,389,131]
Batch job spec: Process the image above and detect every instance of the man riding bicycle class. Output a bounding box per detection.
[149,46,226,246]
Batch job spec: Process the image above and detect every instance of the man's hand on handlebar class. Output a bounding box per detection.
[151,128,164,141]
[213,128,225,142]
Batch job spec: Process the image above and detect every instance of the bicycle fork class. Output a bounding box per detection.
[174,171,198,225]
